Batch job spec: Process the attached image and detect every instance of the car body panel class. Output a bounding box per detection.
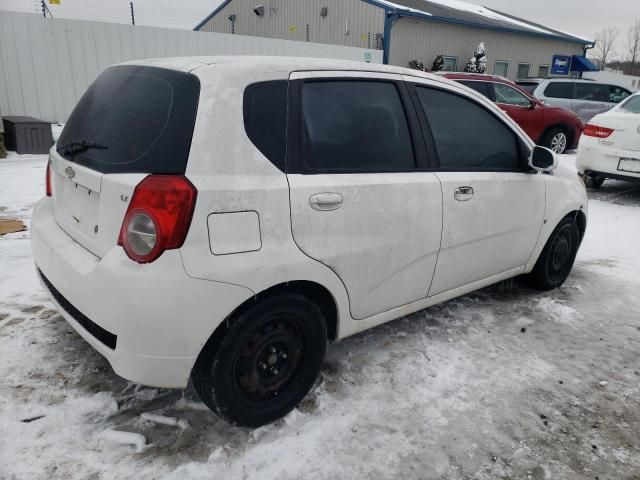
[30,57,589,389]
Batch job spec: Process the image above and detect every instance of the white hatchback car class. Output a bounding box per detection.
[31,57,588,427]
[576,92,640,188]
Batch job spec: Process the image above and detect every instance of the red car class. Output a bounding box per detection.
[441,73,583,154]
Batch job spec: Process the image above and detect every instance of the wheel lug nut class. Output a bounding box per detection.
[279,352,287,359]
[270,367,279,375]
[269,346,276,353]
[259,362,267,370]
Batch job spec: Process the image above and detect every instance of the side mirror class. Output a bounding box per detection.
[528,100,537,110]
[529,146,558,172]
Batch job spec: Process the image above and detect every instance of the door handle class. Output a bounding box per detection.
[309,193,343,211]
[454,186,474,202]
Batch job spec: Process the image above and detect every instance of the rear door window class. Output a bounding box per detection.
[458,81,492,100]
[619,95,640,113]
[574,83,609,102]
[415,86,521,171]
[543,82,573,99]
[57,65,200,174]
[300,81,415,172]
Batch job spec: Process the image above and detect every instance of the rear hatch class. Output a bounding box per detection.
[50,65,200,258]
[595,96,640,152]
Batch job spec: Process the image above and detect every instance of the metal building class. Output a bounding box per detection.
[195,0,594,80]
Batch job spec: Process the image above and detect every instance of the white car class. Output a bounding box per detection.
[577,92,640,188]
[31,57,588,427]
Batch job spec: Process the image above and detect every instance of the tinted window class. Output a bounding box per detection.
[619,95,640,113]
[416,87,521,171]
[494,83,531,107]
[544,82,573,99]
[608,85,631,103]
[244,81,287,171]
[458,81,492,99]
[575,83,609,102]
[58,65,200,174]
[516,81,539,94]
[301,81,414,172]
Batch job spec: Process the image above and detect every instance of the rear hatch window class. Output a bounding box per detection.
[57,65,200,174]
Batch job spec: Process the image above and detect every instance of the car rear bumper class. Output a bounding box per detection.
[31,198,253,388]
[576,141,640,181]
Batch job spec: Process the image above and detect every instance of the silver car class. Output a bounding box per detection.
[523,79,632,124]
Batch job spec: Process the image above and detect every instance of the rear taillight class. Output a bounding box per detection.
[46,162,52,197]
[118,175,197,263]
[583,124,614,138]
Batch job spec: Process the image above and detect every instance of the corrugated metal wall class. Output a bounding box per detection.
[0,11,382,123]
[199,0,385,49]
[389,17,584,79]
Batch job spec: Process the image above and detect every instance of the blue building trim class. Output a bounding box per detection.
[194,0,233,30]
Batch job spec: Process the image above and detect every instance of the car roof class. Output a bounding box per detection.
[439,72,515,84]
[117,55,442,79]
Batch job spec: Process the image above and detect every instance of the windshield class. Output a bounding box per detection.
[619,95,640,114]
[57,65,200,174]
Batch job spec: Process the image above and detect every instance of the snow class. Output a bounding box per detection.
[1,151,640,478]
[374,0,559,36]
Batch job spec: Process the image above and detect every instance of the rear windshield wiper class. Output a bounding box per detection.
[58,140,108,157]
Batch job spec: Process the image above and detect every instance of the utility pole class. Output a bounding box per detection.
[130,1,135,26]
[41,0,53,18]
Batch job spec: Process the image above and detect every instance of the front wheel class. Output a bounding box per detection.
[542,127,569,154]
[192,294,327,428]
[525,216,580,291]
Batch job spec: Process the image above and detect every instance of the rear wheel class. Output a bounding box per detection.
[526,216,580,291]
[542,127,569,154]
[192,294,327,428]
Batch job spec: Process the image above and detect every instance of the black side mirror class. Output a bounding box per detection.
[529,100,537,110]
[529,146,557,172]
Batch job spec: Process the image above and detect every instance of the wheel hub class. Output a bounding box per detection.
[551,231,572,272]
[551,133,567,153]
[235,318,302,400]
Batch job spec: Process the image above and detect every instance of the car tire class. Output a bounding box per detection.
[525,216,580,291]
[192,293,327,428]
[542,127,569,154]
[584,173,606,189]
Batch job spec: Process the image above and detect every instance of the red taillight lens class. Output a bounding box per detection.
[46,162,52,197]
[583,124,614,138]
[118,175,197,263]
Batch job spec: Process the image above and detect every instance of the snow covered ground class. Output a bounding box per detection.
[1,152,639,479]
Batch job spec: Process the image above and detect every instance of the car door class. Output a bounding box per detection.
[406,78,545,296]
[492,82,545,141]
[287,71,443,320]
[573,83,610,123]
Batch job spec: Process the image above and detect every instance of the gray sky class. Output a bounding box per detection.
[480,0,638,55]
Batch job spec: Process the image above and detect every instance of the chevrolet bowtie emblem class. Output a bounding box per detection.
[65,166,76,179]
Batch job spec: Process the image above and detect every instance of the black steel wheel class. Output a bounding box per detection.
[192,294,327,427]
[526,216,580,291]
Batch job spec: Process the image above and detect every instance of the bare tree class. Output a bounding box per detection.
[628,19,640,75]
[594,27,619,70]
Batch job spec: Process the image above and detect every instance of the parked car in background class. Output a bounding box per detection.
[515,78,544,95]
[576,92,640,188]
[31,57,588,428]
[524,78,632,124]
[442,73,583,153]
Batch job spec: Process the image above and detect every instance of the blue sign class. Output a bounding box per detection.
[551,55,571,75]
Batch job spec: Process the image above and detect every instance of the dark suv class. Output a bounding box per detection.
[442,73,584,154]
